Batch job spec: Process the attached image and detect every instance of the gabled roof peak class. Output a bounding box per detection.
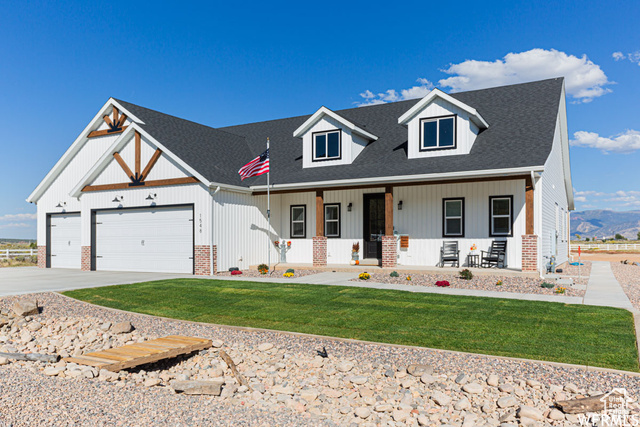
[293,106,378,141]
[397,88,489,129]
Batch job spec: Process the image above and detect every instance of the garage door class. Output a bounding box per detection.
[49,213,81,269]
[94,206,194,273]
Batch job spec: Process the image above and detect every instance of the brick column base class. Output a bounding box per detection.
[522,234,538,272]
[313,236,327,267]
[381,236,397,268]
[37,246,46,268]
[195,245,215,276]
[81,246,91,271]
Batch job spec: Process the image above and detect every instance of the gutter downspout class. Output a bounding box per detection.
[211,186,221,275]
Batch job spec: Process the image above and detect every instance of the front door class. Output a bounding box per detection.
[363,193,385,259]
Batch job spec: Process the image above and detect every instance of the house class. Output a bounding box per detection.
[27,78,573,276]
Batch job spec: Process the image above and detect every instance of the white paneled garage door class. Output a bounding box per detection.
[49,213,81,269]
[94,206,194,274]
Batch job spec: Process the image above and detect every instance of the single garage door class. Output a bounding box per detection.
[94,206,194,273]
[49,213,81,269]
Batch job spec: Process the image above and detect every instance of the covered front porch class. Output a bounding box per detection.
[249,174,538,273]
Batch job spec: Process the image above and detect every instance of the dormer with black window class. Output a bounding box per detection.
[398,88,489,159]
[293,106,378,168]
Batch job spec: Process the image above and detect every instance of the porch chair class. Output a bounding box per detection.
[481,240,507,268]
[439,241,460,267]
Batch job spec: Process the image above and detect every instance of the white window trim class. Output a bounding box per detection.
[324,203,340,238]
[290,205,306,238]
[443,198,464,237]
[312,130,342,161]
[420,115,457,151]
[490,196,513,237]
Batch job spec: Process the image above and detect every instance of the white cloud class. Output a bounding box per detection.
[0,213,37,221]
[570,129,640,153]
[612,50,640,66]
[573,190,640,209]
[439,49,612,103]
[0,223,31,229]
[356,78,434,107]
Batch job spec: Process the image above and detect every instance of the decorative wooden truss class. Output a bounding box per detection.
[87,106,128,138]
[82,130,199,192]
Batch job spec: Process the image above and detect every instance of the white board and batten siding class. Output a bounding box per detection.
[301,115,369,168]
[539,106,570,267]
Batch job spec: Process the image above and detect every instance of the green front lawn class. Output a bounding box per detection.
[63,279,639,371]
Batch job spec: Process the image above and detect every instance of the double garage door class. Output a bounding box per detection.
[49,206,194,274]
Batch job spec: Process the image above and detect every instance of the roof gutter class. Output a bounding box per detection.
[249,166,545,192]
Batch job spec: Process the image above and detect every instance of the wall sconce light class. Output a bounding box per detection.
[145,193,157,200]
[347,203,352,212]
[398,200,403,210]
[55,201,66,208]
[112,196,123,203]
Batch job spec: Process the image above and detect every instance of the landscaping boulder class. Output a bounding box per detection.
[12,298,38,317]
[172,380,224,395]
[111,321,133,334]
[407,363,433,377]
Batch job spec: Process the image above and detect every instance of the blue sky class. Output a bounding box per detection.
[1,0,639,239]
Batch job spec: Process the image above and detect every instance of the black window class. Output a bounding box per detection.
[324,203,340,237]
[290,205,306,238]
[443,198,464,237]
[420,115,456,151]
[313,130,341,161]
[489,196,513,237]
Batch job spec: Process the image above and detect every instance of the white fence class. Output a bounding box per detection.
[0,249,37,259]
[570,243,640,251]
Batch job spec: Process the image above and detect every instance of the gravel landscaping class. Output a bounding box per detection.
[611,261,640,311]
[1,292,638,426]
[350,271,586,297]
[556,261,592,286]
[217,269,322,279]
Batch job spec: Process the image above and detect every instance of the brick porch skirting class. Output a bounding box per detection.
[313,236,327,267]
[37,246,46,268]
[195,245,216,276]
[81,246,91,271]
[521,234,538,272]
[381,236,397,268]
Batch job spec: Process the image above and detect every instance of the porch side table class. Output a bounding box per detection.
[467,254,480,268]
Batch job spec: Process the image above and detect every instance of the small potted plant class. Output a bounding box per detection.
[352,242,360,261]
[470,243,477,254]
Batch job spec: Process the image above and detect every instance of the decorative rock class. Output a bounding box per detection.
[355,407,371,419]
[420,373,437,384]
[300,389,318,402]
[0,357,8,366]
[211,339,224,348]
[548,408,565,420]
[257,343,273,351]
[499,384,515,393]
[271,385,294,395]
[525,379,541,388]
[144,378,162,387]
[564,383,580,394]
[417,415,430,426]
[432,391,451,406]
[392,409,409,422]
[454,397,471,410]
[336,361,354,372]
[487,374,499,386]
[350,375,368,385]
[455,373,470,384]
[497,396,518,408]
[172,380,224,395]
[43,366,65,376]
[374,403,393,412]
[111,321,133,334]
[407,364,433,377]
[12,298,38,317]
[517,405,544,421]
[463,383,484,394]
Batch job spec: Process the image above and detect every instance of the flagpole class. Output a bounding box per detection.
[267,138,271,273]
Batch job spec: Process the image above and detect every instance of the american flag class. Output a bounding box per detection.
[238,149,269,180]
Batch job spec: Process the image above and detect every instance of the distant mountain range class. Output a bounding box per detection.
[571,210,640,240]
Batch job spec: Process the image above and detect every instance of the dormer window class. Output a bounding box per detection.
[313,130,341,161]
[420,115,456,151]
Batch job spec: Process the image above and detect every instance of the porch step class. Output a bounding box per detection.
[359,258,380,267]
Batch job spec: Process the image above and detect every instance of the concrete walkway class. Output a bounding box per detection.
[582,261,636,311]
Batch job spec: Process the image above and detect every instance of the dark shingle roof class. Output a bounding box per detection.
[116,78,563,188]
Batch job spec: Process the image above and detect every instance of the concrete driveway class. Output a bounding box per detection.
[0,267,190,297]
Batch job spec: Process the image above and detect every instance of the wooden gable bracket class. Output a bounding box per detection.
[82,130,200,192]
[87,106,128,138]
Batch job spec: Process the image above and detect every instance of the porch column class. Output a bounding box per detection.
[522,177,538,272]
[382,185,397,268]
[313,190,327,267]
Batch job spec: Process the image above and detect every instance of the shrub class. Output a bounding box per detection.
[406,275,412,281]
[390,271,399,277]
[459,269,473,280]
[496,280,503,286]
[15,256,25,262]
[435,280,450,287]
[285,268,295,274]
[541,282,554,289]
[359,272,370,280]
[257,264,269,274]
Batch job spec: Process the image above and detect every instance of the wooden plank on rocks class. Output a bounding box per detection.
[63,335,212,372]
